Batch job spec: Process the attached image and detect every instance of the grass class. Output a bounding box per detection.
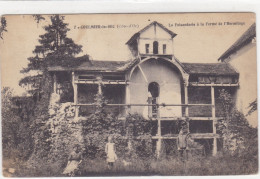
[6,154,258,177]
[76,155,258,176]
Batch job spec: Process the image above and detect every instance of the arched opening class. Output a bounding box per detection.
[148,82,159,117]
[129,57,185,118]
[148,82,159,98]
[153,41,159,54]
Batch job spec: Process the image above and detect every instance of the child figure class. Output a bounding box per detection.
[105,136,117,169]
[177,128,190,161]
[63,144,82,176]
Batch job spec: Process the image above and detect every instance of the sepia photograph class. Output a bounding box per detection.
[0,13,258,177]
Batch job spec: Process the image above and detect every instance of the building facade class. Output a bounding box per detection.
[48,21,240,156]
[218,23,257,127]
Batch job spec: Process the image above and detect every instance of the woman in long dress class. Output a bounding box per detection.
[105,136,117,169]
[63,144,82,176]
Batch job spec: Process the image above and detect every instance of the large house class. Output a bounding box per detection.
[48,21,241,156]
[218,23,257,127]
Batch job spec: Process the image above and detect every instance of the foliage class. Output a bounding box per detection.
[19,15,84,95]
[18,15,84,165]
[2,15,88,176]
[1,87,20,155]
[1,87,35,161]
[82,91,154,160]
[82,91,123,159]
[216,89,258,157]
[26,72,53,165]
[124,113,154,160]
[47,97,83,174]
[247,98,257,116]
[0,16,7,39]
[32,15,45,24]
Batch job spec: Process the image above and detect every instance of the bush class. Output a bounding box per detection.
[217,89,258,158]
[81,92,154,161]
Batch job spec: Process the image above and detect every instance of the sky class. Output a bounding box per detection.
[0,13,255,95]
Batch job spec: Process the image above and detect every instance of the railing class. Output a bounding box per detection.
[74,103,214,118]
[74,102,219,156]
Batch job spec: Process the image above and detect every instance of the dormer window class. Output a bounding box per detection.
[145,44,150,54]
[153,41,158,54]
[163,44,167,54]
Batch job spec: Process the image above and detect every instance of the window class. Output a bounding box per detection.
[145,44,150,54]
[153,41,158,54]
[163,44,167,54]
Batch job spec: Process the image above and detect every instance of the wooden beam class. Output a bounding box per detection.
[189,82,239,87]
[139,37,172,41]
[114,117,223,121]
[74,103,213,107]
[76,80,128,85]
[138,65,148,83]
[152,133,219,139]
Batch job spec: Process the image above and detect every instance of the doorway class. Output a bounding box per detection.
[148,82,159,117]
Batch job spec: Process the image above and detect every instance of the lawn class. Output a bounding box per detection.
[76,155,258,176]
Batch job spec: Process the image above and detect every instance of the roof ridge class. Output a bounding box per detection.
[182,62,224,64]
[218,23,256,61]
[90,59,128,63]
[126,21,177,45]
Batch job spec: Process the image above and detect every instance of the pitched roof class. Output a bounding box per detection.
[182,63,238,75]
[126,21,177,45]
[48,59,138,72]
[49,58,238,76]
[218,23,256,61]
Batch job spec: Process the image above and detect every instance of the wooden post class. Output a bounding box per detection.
[72,72,79,118]
[184,84,189,117]
[211,85,216,118]
[53,73,57,94]
[125,84,131,114]
[184,83,190,133]
[211,85,217,156]
[155,95,162,158]
[96,75,102,95]
[98,83,102,94]
[156,117,162,159]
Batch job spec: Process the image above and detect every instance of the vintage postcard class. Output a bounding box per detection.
[0,13,258,177]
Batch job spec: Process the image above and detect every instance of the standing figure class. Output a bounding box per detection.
[105,136,117,169]
[177,129,189,160]
[63,144,82,176]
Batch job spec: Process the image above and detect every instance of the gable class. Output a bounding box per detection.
[140,23,172,39]
[126,21,177,45]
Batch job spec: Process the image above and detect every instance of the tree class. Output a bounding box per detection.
[19,15,84,164]
[32,15,45,25]
[1,87,35,161]
[0,16,7,40]
[20,15,83,95]
[1,87,20,155]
